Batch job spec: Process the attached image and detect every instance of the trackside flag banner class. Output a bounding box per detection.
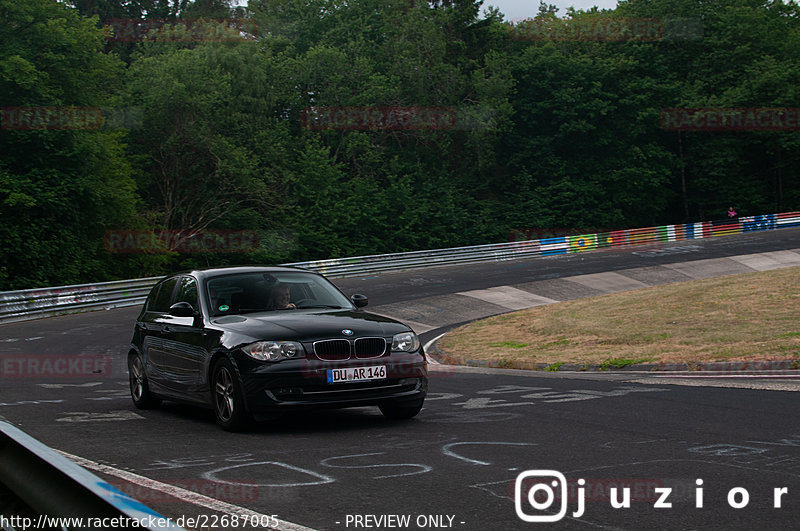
[569,234,597,252]
[540,237,568,256]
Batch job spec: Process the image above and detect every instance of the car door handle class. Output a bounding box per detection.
[163,326,173,334]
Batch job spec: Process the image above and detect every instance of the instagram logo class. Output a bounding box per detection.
[514,470,790,522]
[515,470,574,522]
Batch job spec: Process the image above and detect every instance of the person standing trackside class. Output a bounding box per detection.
[727,206,737,220]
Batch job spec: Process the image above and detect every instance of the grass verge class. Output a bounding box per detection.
[437,266,800,370]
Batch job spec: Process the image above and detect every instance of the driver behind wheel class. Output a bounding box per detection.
[267,283,296,310]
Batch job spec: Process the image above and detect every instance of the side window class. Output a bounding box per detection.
[207,278,232,315]
[174,276,199,308]
[148,278,178,313]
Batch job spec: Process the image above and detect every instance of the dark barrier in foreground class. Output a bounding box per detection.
[0,420,183,530]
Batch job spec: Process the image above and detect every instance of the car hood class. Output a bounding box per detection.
[211,310,411,347]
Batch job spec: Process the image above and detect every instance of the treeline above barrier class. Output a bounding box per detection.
[2,0,800,290]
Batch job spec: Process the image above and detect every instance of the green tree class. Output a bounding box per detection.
[617,0,800,218]
[0,0,147,289]
[269,0,516,254]
[500,36,676,230]
[123,39,302,267]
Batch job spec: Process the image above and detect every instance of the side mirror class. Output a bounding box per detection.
[169,301,197,317]
[351,294,369,308]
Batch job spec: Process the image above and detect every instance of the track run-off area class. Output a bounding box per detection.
[1,228,800,530]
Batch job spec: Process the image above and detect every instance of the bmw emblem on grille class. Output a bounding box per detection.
[341,329,354,336]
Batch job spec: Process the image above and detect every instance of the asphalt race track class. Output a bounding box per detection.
[1,229,800,530]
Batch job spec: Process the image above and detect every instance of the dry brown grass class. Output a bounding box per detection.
[438,266,800,369]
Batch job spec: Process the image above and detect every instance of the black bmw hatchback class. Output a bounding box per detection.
[128,266,428,430]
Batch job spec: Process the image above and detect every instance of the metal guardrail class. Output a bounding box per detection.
[1,211,798,324]
[285,211,800,275]
[284,239,549,276]
[0,277,162,324]
[0,420,183,530]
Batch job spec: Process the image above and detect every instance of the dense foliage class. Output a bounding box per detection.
[1,0,799,289]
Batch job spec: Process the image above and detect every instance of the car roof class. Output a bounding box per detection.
[167,265,316,282]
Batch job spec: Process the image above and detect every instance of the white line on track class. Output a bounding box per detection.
[423,333,446,365]
[58,451,314,531]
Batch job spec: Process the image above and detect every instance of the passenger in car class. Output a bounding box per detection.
[267,283,296,310]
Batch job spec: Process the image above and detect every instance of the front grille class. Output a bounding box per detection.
[354,337,386,358]
[313,339,350,360]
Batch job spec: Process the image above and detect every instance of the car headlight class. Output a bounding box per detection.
[242,341,305,362]
[391,331,420,353]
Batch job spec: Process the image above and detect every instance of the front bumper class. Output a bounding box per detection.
[235,351,428,418]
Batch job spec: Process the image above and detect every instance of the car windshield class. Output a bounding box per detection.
[205,271,353,316]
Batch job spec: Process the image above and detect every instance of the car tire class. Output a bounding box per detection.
[379,398,424,420]
[212,358,251,431]
[129,354,161,409]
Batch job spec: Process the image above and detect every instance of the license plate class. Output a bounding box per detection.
[326,365,386,383]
